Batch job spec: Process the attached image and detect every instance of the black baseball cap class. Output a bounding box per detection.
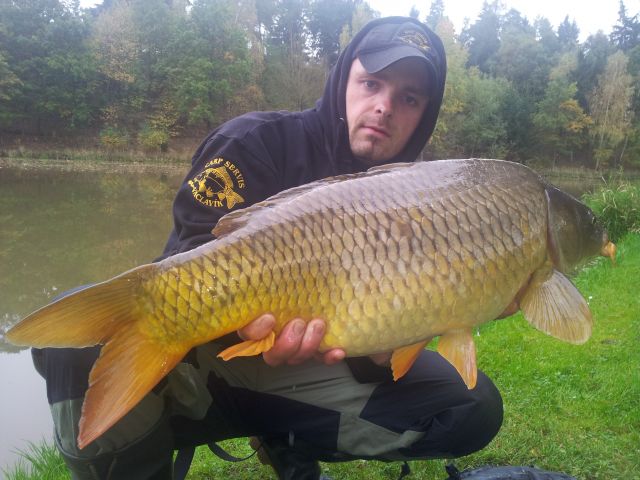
[353,21,443,90]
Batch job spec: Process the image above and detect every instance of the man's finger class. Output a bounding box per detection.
[262,318,306,366]
[238,314,276,341]
[318,348,346,365]
[286,318,326,365]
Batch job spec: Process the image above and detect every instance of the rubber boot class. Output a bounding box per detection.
[250,435,332,480]
[55,415,175,480]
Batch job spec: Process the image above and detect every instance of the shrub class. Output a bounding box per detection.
[99,127,129,150]
[137,125,169,152]
[583,183,640,241]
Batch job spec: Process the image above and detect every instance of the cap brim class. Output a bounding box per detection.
[359,45,430,73]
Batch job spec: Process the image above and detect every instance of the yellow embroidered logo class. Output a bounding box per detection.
[397,29,430,54]
[188,157,245,209]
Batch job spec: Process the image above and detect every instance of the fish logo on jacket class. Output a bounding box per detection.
[189,157,245,209]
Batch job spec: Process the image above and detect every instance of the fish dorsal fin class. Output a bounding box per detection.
[520,262,592,344]
[437,329,477,389]
[367,161,417,173]
[212,175,350,238]
[212,163,410,238]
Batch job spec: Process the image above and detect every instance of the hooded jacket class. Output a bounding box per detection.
[160,16,446,259]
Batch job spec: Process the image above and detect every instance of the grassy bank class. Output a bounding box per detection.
[0,148,188,166]
[5,233,638,479]
[0,140,201,166]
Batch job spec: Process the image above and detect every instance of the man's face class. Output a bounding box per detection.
[345,57,430,165]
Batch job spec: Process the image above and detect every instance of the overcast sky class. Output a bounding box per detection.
[78,0,639,43]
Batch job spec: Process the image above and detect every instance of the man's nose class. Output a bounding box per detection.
[374,95,393,117]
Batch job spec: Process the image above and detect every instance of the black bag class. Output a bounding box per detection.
[444,464,578,480]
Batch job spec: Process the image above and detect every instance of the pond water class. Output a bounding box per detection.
[0,159,632,470]
[0,160,185,469]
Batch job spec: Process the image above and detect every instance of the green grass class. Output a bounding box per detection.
[5,235,639,479]
[2,442,69,480]
[582,183,640,242]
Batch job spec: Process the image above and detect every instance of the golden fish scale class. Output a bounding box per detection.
[140,161,548,356]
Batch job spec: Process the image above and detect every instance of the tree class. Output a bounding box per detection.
[610,1,640,52]
[89,0,190,144]
[168,0,259,129]
[576,32,614,109]
[260,0,324,111]
[429,18,468,157]
[558,15,579,51]
[307,0,356,67]
[494,9,550,98]
[432,19,509,158]
[492,9,552,159]
[460,1,501,74]
[90,0,139,85]
[535,17,560,57]
[533,54,592,165]
[425,0,445,30]
[0,51,20,102]
[499,84,535,159]
[588,51,635,169]
[457,72,509,157]
[339,2,375,51]
[0,0,97,133]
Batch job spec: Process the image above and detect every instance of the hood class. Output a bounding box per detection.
[307,16,447,173]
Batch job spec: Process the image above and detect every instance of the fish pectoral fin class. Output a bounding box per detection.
[520,267,592,344]
[217,331,276,361]
[391,339,431,381]
[78,330,186,450]
[437,329,477,389]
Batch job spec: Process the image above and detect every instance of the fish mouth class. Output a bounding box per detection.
[601,241,616,265]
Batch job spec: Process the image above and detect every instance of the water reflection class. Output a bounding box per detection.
[0,160,185,469]
[0,162,184,349]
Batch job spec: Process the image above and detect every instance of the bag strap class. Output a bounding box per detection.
[173,446,195,480]
[174,442,258,480]
[175,443,408,479]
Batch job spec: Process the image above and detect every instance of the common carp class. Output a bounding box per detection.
[7,159,615,449]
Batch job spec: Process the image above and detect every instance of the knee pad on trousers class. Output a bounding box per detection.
[408,370,504,459]
[56,413,175,480]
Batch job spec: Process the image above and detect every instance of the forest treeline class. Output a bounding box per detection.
[1,0,639,169]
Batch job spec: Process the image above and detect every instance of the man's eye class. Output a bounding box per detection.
[364,80,377,89]
[404,95,418,106]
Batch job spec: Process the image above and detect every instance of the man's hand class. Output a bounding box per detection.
[237,314,346,367]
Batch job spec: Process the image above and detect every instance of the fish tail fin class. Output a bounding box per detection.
[7,264,157,348]
[520,267,592,344]
[223,188,244,209]
[7,264,187,449]
[78,327,184,449]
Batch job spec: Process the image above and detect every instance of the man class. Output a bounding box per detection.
[34,16,503,480]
